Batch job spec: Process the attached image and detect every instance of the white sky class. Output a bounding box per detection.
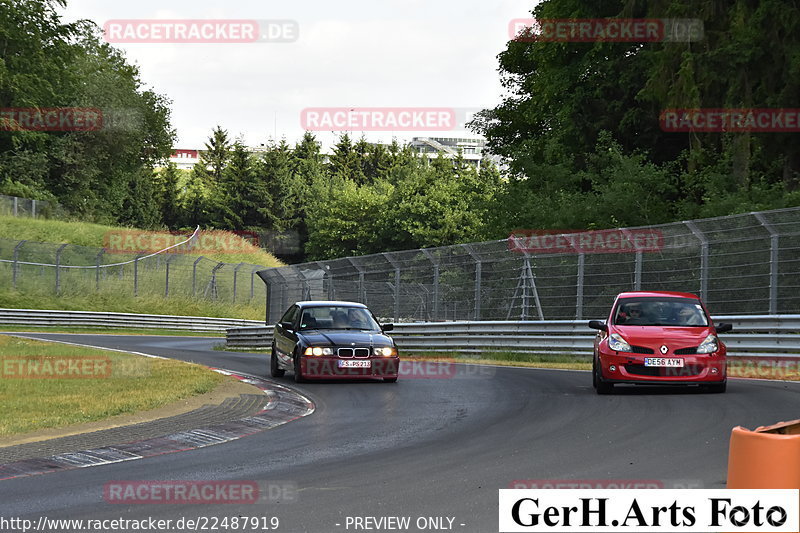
[59,0,536,150]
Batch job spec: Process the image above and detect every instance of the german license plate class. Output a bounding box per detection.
[644,358,684,368]
[338,360,371,368]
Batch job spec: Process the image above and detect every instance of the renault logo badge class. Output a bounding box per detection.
[660,345,668,355]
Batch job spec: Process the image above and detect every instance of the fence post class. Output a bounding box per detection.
[250,267,260,301]
[55,243,68,294]
[95,249,104,291]
[461,244,482,320]
[684,221,708,302]
[422,249,440,321]
[13,196,17,217]
[346,257,366,303]
[576,252,585,319]
[12,240,26,290]
[233,263,244,303]
[31,199,36,218]
[134,253,145,297]
[754,212,779,314]
[206,262,224,300]
[634,251,643,291]
[192,257,203,297]
[383,252,402,322]
[325,264,334,300]
[164,255,175,297]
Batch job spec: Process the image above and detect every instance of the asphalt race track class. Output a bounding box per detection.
[2,333,800,533]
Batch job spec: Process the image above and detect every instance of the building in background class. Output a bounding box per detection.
[409,136,501,169]
[168,136,502,171]
[168,149,200,170]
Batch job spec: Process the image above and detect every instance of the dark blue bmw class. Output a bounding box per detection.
[271,301,399,383]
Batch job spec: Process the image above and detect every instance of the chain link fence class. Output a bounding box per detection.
[0,237,270,308]
[258,207,800,323]
[0,194,67,219]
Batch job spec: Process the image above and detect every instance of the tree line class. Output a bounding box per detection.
[2,0,799,264]
[471,0,800,231]
[158,129,501,262]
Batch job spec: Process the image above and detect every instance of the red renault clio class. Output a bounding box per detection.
[588,291,732,394]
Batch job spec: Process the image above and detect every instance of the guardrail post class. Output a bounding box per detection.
[95,249,104,291]
[421,249,440,321]
[233,263,244,303]
[684,221,708,302]
[55,243,68,294]
[576,253,585,319]
[12,240,26,290]
[192,256,203,297]
[754,212,779,314]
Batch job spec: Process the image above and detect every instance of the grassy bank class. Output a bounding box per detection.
[0,215,282,267]
[0,290,265,320]
[0,326,224,336]
[406,351,592,370]
[0,335,225,436]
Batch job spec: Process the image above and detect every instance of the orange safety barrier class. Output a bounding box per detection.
[728,419,800,489]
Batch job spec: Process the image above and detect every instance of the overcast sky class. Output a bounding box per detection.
[58,0,535,151]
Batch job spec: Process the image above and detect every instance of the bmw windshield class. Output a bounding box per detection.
[299,306,381,331]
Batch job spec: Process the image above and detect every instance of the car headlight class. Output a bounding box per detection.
[304,347,333,356]
[697,334,719,354]
[373,346,397,357]
[608,333,631,352]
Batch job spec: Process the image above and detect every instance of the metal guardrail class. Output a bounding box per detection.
[225,316,800,357]
[0,308,262,332]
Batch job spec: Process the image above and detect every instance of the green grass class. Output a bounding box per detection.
[0,334,225,436]
[405,351,592,370]
[0,215,283,266]
[0,290,266,320]
[0,214,282,319]
[0,326,225,337]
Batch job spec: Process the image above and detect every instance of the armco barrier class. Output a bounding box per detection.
[0,308,261,332]
[225,315,800,357]
[727,419,800,489]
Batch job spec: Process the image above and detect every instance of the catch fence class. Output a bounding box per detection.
[258,207,800,323]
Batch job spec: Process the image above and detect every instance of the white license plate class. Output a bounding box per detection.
[338,360,371,368]
[644,358,684,368]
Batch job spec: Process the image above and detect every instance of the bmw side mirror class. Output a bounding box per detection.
[716,323,733,334]
[381,323,394,332]
[588,320,607,332]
